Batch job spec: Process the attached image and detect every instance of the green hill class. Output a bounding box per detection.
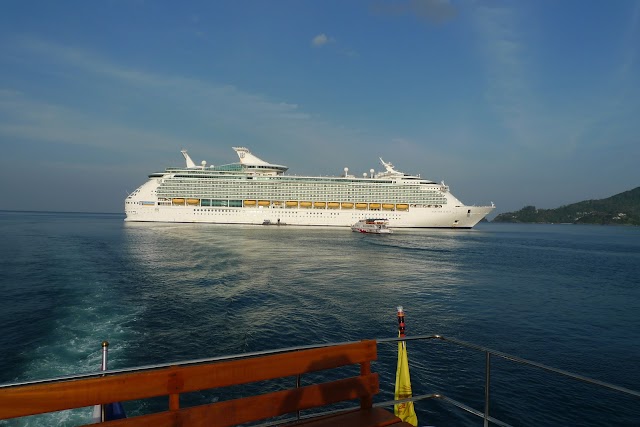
[493,187,640,225]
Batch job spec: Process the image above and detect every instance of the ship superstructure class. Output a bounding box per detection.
[124,147,494,228]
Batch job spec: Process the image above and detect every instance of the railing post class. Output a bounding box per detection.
[101,341,109,423]
[296,374,301,420]
[360,360,373,409]
[168,369,181,412]
[484,351,491,427]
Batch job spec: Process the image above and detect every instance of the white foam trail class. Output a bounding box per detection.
[6,280,143,426]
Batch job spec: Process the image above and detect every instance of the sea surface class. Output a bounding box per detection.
[0,211,639,426]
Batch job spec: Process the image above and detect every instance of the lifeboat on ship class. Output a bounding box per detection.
[300,201,312,208]
[396,204,409,211]
[314,202,326,208]
[382,204,395,210]
[258,200,270,207]
[286,201,298,207]
[355,203,368,210]
[341,202,354,209]
[327,202,340,209]
[244,200,257,207]
[369,203,381,210]
[187,199,200,205]
[172,198,185,205]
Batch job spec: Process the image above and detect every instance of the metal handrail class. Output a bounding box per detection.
[377,334,640,426]
[0,340,350,389]
[379,334,640,398]
[1,334,638,426]
[5,334,637,398]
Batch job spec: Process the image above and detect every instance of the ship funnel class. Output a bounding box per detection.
[232,147,271,165]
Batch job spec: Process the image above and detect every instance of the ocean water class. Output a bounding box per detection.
[0,211,639,426]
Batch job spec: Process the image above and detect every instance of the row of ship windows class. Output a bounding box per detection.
[181,191,422,196]
[159,194,445,200]
[160,182,433,190]
[156,201,446,209]
[158,187,436,194]
[158,182,436,188]
[160,181,433,189]
[159,192,440,198]
[166,176,400,184]
[157,189,443,197]
[160,197,445,203]
[159,199,446,205]
[191,209,403,218]
[159,200,446,206]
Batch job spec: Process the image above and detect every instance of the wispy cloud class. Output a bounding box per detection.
[618,1,640,79]
[311,33,334,47]
[474,1,640,157]
[573,1,640,154]
[2,38,314,128]
[0,36,379,170]
[0,89,196,151]
[310,33,358,58]
[473,4,539,148]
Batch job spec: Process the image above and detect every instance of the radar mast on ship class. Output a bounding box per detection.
[379,158,400,175]
[181,150,197,168]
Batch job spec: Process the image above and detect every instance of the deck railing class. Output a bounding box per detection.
[1,335,639,426]
[377,334,640,427]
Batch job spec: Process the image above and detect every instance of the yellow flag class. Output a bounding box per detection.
[394,340,418,426]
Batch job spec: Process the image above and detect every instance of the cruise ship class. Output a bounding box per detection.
[124,147,495,228]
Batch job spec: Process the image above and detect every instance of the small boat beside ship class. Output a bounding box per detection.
[351,218,393,234]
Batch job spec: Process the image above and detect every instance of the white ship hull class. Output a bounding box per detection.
[125,201,493,228]
[124,148,495,228]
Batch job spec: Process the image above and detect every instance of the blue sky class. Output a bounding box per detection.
[0,0,638,215]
